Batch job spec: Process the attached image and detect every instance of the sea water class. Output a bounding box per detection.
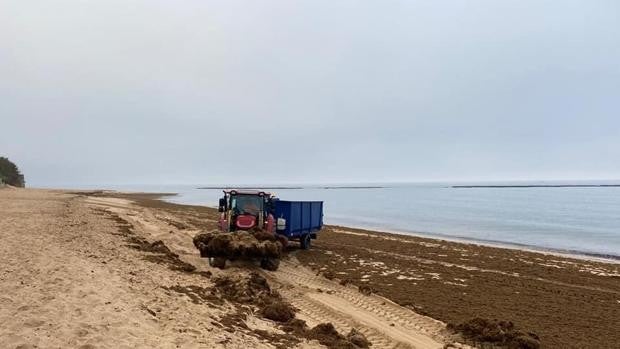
[70,182,620,259]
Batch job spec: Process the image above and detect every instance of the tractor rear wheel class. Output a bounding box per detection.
[300,234,312,250]
[260,258,280,271]
[209,257,226,269]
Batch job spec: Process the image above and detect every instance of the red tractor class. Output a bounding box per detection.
[218,189,324,249]
[210,189,323,269]
[211,190,285,269]
[218,190,278,234]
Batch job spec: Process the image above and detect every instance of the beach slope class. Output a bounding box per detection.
[0,188,454,349]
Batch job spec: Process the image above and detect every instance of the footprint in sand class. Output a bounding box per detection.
[16,305,32,312]
[15,344,36,349]
[75,328,89,337]
[23,319,45,328]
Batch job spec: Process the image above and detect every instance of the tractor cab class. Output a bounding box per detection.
[218,190,276,232]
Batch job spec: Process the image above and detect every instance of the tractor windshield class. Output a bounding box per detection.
[230,195,262,216]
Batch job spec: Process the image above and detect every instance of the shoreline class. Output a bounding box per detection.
[196,186,387,190]
[325,223,620,265]
[150,190,620,265]
[47,187,620,265]
[292,224,620,349]
[7,188,617,348]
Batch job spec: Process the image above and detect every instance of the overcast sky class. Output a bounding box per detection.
[1,1,619,186]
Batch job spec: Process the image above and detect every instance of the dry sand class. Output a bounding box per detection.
[0,189,277,349]
[1,188,460,349]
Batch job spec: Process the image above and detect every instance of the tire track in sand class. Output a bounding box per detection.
[268,258,459,349]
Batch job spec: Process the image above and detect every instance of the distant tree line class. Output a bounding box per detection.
[0,157,25,187]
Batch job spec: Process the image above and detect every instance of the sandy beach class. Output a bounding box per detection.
[1,188,618,348]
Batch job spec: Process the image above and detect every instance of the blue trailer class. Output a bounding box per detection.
[274,200,324,249]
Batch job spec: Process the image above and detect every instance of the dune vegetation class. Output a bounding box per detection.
[0,157,25,187]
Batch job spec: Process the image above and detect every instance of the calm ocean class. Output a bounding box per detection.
[73,182,620,259]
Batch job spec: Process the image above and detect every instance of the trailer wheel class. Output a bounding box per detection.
[300,234,312,250]
[209,257,226,269]
[260,258,280,271]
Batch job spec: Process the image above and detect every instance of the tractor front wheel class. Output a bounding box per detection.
[300,234,312,250]
[209,257,227,269]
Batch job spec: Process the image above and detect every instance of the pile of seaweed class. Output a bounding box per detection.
[212,272,371,349]
[448,318,540,349]
[213,272,296,322]
[193,231,283,260]
[284,321,372,349]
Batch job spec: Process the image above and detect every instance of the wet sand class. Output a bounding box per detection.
[296,226,620,349]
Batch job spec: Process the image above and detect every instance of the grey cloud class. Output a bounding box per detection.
[1,0,619,186]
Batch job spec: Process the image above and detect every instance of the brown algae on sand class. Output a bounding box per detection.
[260,301,296,322]
[448,317,540,349]
[211,272,297,322]
[212,272,371,348]
[193,231,283,260]
[308,323,371,349]
[103,210,196,272]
